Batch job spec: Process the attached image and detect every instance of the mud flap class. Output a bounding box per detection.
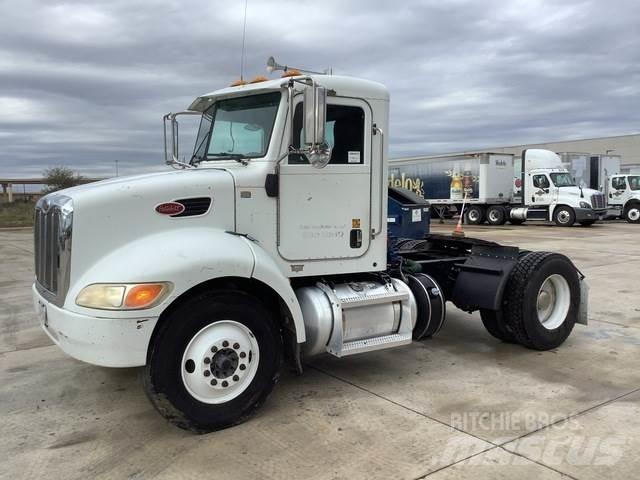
[451,245,519,312]
[578,278,589,325]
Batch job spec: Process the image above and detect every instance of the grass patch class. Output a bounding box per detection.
[0,201,36,228]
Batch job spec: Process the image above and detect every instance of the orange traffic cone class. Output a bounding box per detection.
[452,218,465,238]
[452,193,467,238]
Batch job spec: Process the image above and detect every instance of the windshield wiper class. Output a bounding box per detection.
[207,152,250,164]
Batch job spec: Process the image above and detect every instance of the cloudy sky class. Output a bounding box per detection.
[1,0,639,178]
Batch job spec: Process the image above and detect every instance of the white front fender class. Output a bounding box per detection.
[65,227,306,342]
[247,241,306,343]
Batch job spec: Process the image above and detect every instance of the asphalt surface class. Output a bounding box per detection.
[1,221,639,479]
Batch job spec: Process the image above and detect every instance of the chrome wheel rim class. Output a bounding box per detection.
[628,208,640,221]
[537,274,570,330]
[181,320,259,404]
[489,210,500,222]
[556,210,571,224]
[468,209,480,222]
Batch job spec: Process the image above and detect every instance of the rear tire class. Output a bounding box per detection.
[465,205,485,225]
[486,206,506,225]
[553,206,575,227]
[480,310,516,343]
[142,290,282,432]
[624,203,640,223]
[502,252,579,350]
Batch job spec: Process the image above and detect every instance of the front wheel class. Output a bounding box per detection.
[142,291,282,432]
[502,252,579,350]
[553,206,575,227]
[624,204,640,223]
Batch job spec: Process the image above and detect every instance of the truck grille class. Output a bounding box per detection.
[34,195,73,306]
[591,193,606,210]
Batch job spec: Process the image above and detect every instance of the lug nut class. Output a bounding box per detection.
[204,370,210,377]
[210,379,217,386]
[204,357,211,364]
[211,346,218,353]
[221,381,228,387]
[239,364,246,371]
[233,375,239,381]
[233,343,240,350]
[239,352,246,358]
[222,341,229,348]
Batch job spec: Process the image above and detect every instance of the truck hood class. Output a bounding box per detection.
[50,168,237,287]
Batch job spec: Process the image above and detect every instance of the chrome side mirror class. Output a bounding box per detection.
[303,84,331,168]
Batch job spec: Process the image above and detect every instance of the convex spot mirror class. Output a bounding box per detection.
[303,84,331,168]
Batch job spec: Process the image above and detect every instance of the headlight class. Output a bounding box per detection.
[579,201,591,209]
[76,282,172,310]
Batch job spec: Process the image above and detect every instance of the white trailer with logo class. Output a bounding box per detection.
[390,150,607,227]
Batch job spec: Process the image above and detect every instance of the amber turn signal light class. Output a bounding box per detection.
[124,284,167,309]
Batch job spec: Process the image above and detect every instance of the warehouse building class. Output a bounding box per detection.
[463,133,640,173]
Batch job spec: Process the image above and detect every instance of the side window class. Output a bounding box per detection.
[533,175,549,189]
[612,177,627,190]
[290,103,365,165]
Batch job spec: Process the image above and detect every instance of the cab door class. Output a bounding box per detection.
[528,173,554,206]
[609,176,627,206]
[278,97,372,261]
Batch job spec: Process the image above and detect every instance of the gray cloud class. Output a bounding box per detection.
[0,0,638,178]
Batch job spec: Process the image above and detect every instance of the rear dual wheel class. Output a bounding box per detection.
[481,252,579,350]
[464,205,485,225]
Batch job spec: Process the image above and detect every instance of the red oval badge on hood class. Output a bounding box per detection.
[155,202,185,216]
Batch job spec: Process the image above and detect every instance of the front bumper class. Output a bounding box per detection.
[574,208,603,222]
[32,284,158,367]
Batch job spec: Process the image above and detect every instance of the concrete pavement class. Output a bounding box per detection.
[1,223,638,479]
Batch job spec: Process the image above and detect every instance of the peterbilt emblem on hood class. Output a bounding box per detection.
[155,202,186,216]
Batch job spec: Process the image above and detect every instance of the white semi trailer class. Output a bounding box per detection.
[32,60,588,432]
[390,150,607,226]
[559,152,640,223]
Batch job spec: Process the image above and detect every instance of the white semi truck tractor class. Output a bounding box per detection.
[559,152,640,223]
[32,60,588,432]
[390,150,607,226]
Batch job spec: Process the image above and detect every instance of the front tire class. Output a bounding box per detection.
[624,203,640,223]
[553,206,575,226]
[502,252,579,350]
[142,291,282,432]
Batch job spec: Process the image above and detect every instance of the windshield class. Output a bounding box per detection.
[191,92,281,163]
[629,176,640,191]
[550,172,576,187]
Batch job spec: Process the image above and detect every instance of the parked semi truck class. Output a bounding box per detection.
[559,152,640,223]
[32,60,588,432]
[390,150,607,226]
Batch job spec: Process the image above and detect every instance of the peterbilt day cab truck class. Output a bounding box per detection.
[390,150,607,226]
[32,60,588,432]
[559,152,640,223]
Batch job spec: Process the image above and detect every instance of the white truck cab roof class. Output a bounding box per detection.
[188,74,389,112]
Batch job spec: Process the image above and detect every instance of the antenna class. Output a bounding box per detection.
[240,0,248,81]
